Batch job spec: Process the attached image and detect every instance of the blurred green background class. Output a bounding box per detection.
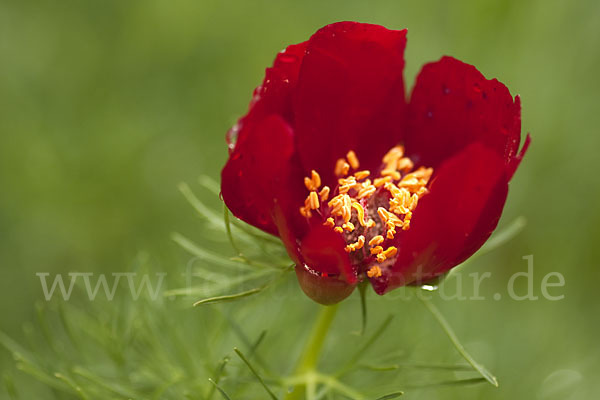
[1,0,599,399]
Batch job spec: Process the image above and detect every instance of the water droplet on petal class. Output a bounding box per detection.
[226,123,241,151]
[421,284,438,291]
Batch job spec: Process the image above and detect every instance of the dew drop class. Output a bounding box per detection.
[426,110,433,119]
[226,123,241,151]
[421,284,438,291]
[442,85,450,95]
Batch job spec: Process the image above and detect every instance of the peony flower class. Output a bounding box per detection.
[221,21,530,305]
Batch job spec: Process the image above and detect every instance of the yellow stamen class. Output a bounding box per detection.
[373,176,392,187]
[299,206,312,218]
[351,202,367,227]
[397,157,414,172]
[308,191,319,210]
[335,159,350,177]
[382,146,404,164]
[377,207,390,223]
[357,182,377,199]
[381,169,401,180]
[386,229,395,240]
[345,235,365,252]
[323,217,335,228]
[354,170,370,180]
[304,170,322,191]
[299,148,431,258]
[370,246,383,255]
[312,170,321,188]
[377,246,398,263]
[338,176,358,194]
[319,186,330,202]
[369,235,384,246]
[367,265,382,278]
[346,150,360,170]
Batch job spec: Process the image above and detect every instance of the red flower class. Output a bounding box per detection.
[221,22,530,305]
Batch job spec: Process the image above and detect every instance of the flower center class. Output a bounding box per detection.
[299,146,433,279]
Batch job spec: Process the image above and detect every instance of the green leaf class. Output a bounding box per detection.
[171,233,253,271]
[405,377,488,389]
[375,391,404,399]
[471,217,526,261]
[193,286,266,306]
[339,315,394,375]
[234,347,278,400]
[420,297,498,387]
[54,373,90,400]
[361,363,473,371]
[209,378,232,400]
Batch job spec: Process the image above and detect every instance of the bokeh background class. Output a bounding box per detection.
[1,0,599,399]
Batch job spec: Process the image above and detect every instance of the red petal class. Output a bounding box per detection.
[221,115,298,235]
[299,224,358,285]
[294,22,407,185]
[406,56,522,171]
[226,42,307,153]
[507,133,531,180]
[371,143,509,294]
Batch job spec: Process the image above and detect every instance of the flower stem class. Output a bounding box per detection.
[285,303,339,400]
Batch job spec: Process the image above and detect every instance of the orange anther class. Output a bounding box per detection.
[346,150,360,170]
[367,265,382,278]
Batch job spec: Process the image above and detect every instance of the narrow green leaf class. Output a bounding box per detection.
[234,347,278,400]
[72,367,139,399]
[472,217,526,261]
[224,205,243,256]
[54,373,89,400]
[207,357,230,400]
[357,283,368,336]
[405,377,488,389]
[361,363,473,371]
[3,373,19,400]
[340,315,394,375]
[193,286,266,306]
[178,182,225,230]
[171,233,252,270]
[375,391,404,399]
[198,175,221,195]
[420,297,498,387]
[209,378,232,400]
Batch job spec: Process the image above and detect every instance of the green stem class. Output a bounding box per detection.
[285,304,339,400]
